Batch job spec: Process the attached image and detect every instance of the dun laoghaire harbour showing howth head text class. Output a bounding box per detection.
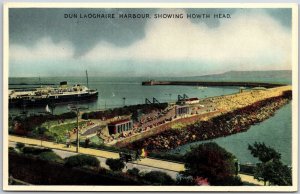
[64,13,231,19]
[4,4,297,191]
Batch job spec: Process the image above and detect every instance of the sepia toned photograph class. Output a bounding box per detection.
[3,3,298,192]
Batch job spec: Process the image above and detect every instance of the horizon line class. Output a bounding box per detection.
[8,69,292,78]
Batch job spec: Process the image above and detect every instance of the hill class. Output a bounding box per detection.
[180,70,292,84]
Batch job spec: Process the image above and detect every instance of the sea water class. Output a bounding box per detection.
[170,102,292,165]
[9,77,292,165]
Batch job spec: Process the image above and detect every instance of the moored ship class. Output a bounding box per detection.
[9,81,98,107]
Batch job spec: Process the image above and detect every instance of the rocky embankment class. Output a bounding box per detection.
[127,89,292,152]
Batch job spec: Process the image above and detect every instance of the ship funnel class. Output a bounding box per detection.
[60,81,68,86]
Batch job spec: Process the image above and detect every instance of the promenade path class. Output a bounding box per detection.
[9,135,184,172]
[9,135,264,186]
[239,174,266,186]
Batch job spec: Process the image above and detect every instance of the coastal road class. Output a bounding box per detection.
[9,135,264,185]
[9,135,182,178]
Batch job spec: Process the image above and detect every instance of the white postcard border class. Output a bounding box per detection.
[2,3,298,192]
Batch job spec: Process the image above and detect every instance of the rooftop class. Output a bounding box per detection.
[108,119,132,125]
[181,97,199,102]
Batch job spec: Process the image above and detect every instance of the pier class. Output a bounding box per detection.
[142,81,286,88]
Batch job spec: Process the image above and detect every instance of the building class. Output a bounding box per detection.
[177,97,200,105]
[175,105,191,116]
[108,119,133,135]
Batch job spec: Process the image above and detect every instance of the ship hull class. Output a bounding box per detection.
[9,92,98,107]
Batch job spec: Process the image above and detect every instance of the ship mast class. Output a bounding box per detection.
[86,70,89,88]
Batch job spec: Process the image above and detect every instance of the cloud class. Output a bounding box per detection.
[9,9,292,77]
[82,9,291,70]
[10,37,74,62]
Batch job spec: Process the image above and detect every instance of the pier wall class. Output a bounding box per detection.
[142,81,285,88]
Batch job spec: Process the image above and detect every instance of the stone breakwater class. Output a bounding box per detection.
[127,87,292,152]
[207,86,292,112]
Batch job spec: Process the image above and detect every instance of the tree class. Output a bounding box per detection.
[248,142,292,186]
[16,142,25,150]
[248,142,281,163]
[106,158,125,171]
[64,154,100,168]
[38,152,63,163]
[38,127,47,136]
[22,147,52,155]
[183,142,241,185]
[176,174,195,185]
[20,146,63,163]
[12,120,28,135]
[9,147,17,153]
[127,167,140,177]
[142,171,175,185]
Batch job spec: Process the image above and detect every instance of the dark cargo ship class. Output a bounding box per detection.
[9,81,98,107]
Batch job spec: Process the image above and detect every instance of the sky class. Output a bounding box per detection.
[9,8,292,77]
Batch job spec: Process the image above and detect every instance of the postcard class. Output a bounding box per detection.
[3,3,298,192]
